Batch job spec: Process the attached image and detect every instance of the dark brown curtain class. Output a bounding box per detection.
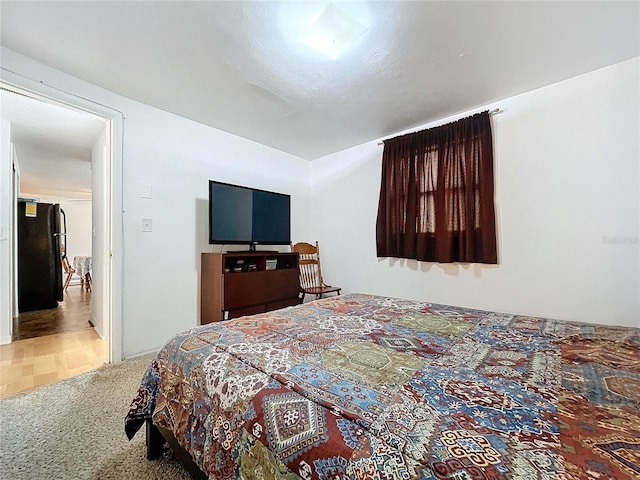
[376,111,497,263]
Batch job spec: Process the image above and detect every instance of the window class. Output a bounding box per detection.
[376,111,497,263]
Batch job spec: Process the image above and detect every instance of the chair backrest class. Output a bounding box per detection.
[291,241,324,289]
[61,255,74,274]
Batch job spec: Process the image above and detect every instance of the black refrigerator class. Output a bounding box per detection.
[17,201,65,312]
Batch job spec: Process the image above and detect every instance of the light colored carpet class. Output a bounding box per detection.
[0,354,192,479]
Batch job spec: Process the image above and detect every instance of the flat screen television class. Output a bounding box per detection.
[208,180,291,250]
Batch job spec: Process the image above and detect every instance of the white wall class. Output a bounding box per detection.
[0,120,13,344]
[311,58,640,328]
[119,102,312,358]
[60,200,92,260]
[1,47,314,358]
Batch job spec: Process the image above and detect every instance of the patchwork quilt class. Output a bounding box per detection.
[125,294,640,479]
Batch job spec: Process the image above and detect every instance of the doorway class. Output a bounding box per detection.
[0,83,117,391]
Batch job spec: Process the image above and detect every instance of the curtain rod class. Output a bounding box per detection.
[377,108,503,146]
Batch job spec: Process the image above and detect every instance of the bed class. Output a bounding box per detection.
[125,293,640,479]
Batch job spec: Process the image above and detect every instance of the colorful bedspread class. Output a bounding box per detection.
[125,294,640,480]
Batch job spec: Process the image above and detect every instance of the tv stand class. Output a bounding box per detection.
[201,251,301,323]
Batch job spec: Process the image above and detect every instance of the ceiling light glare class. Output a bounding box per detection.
[303,2,369,60]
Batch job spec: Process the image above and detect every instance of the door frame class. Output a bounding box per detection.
[1,74,123,363]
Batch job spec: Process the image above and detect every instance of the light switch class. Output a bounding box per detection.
[141,218,152,232]
[140,184,152,199]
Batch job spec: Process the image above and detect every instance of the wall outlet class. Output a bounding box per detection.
[141,218,152,232]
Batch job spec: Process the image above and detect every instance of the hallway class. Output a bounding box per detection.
[13,287,94,340]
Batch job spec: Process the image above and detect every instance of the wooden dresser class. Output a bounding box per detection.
[200,251,300,323]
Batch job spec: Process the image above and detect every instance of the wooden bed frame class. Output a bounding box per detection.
[146,421,207,480]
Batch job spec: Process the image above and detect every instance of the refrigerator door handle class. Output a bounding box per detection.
[58,208,68,258]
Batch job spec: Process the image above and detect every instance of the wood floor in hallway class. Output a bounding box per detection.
[0,287,106,399]
[13,287,94,340]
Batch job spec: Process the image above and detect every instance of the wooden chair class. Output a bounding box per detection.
[61,255,75,291]
[291,241,341,301]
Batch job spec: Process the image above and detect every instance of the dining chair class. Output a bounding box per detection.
[61,255,76,291]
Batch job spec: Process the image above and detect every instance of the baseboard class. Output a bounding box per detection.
[90,314,105,339]
[123,348,159,361]
[0,335,12,345]
[92,326,106,339]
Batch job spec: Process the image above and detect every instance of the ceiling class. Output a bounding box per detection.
[0,1,638,192]
[0,88,105,199]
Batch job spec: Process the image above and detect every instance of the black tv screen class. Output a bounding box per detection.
[208,181,291,248]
